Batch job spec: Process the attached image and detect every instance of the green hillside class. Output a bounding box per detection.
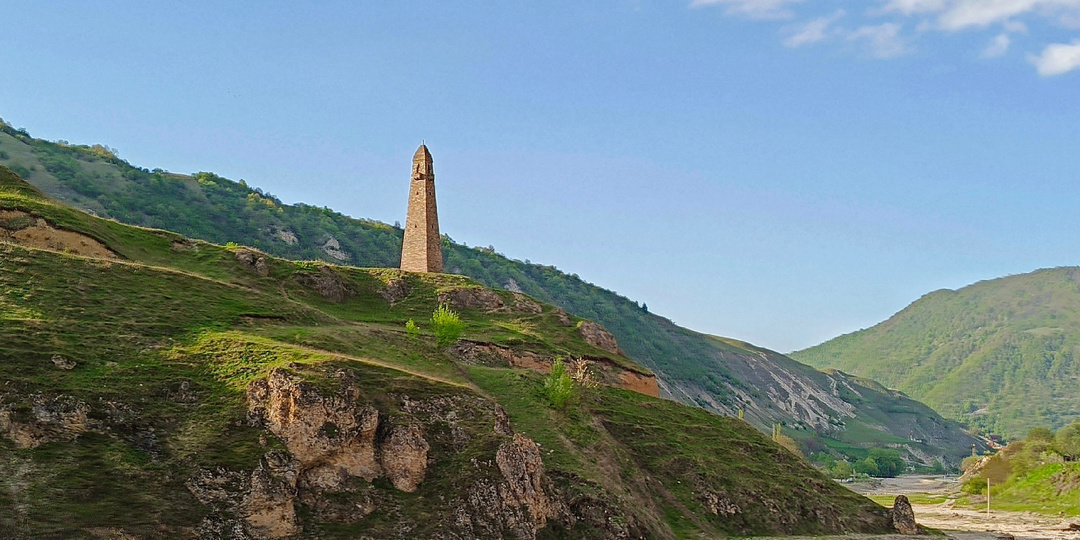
[0,167,897,538]
[0,121,981,465]
[952,422,1080,516]
[794,268,1080,439]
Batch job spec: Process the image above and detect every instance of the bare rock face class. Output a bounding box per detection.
[378,424,430,493]
[452,341,550,372]
[496,434,555,535]
[276,229,298,245]
[244,453,301,538]
[247,369,429,493]
[321,236,349,262]
[439,287,504,311]
[296,267,348,303]
[553,308,573,327]
[186,452,301,540]
[234,248,270,277]
[577,321,621,355]
[248,370,381,489]
[494,405,513,436]
[890,495,922,535]
[379,278,410,304]
[456,433,566,540]
[511,293,543,314]
[0,395,93,449]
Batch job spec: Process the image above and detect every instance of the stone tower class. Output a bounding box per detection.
[400,143,443,273]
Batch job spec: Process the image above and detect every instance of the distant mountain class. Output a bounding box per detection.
[794,267,1080,439]
[0,120,980,464]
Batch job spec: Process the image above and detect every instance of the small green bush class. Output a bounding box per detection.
[405,319,419,339]
[431,304,464,348]
[962,477,988,494]
[544,357,576,410]
[1054,420,1080,460]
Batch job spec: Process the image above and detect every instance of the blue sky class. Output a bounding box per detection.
[2,1,1079,352]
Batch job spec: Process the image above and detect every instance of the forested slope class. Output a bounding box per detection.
[795,268,1080,439]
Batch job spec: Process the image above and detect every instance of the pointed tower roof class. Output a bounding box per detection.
[413,143,432,163]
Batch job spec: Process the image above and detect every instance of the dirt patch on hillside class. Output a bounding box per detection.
[619,370,660,397]
[0,210,117,259]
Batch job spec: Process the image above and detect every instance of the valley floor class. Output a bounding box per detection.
[846,475,1080,540]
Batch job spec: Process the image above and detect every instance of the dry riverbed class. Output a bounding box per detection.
[844,475,1080,540]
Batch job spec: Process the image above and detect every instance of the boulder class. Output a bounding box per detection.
[890,495,922,535]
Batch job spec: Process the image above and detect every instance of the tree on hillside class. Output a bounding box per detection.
[854,457,878,477]
[1027,427,1054,442]
[1054,421,1080,461]
[980,454,1011,484]
[867,448,905,478]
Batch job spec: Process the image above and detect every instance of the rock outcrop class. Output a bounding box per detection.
[186,453,302,540]
[379,278,410,304]
[496,434,556,533]
[577,320,621,355]
[246,369,428,493]
[438,286,504,311]
[320,237,348,262]
[244,454,301,538]
[234,248,270,277]
[0,394,93,449]
[511,293,543,314]
[890,495,922,535]
[296,267,349,302]
[379,424,430,492]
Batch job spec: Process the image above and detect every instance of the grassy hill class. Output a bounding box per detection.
[947,423,1080,516]
[0,166,897,538]
[794,267,1080,439]
[0,121,981,465]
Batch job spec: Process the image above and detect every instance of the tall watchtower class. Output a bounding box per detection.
[400,143,443,273]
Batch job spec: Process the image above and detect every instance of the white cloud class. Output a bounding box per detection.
[1003,20,1029,33]
[1029,39,1080,74]
[878,0,1080,31]
[881,0,949,16]
[689,0,804,19]
[783,10,845,47]
[691,0,1080,74]
[982,33,1012,56]
[848,23,911,57]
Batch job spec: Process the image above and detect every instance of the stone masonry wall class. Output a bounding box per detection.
[400,144,443,273]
